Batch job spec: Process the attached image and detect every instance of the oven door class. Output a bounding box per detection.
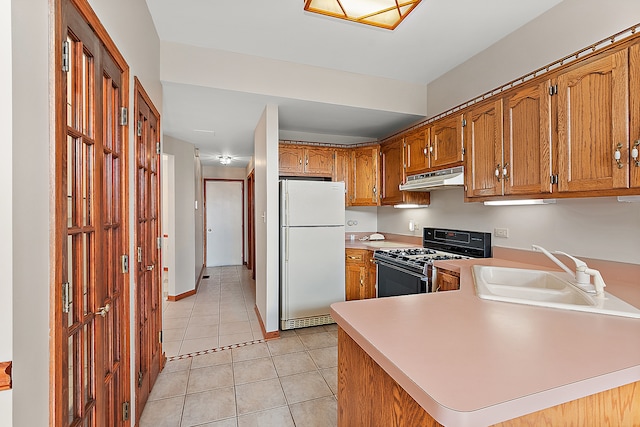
[376,260,428,298]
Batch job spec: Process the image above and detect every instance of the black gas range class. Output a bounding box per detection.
[373,228,492,297]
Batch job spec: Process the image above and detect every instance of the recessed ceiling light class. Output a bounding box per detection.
[304,0,421,30]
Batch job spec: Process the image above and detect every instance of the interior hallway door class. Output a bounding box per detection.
[205,180,244,267]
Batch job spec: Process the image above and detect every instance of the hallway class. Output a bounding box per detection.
[162,266,264,357]
[144,265,339,426]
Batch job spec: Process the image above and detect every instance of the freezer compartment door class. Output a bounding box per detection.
[281,180,345,226]
[281,226,345,323]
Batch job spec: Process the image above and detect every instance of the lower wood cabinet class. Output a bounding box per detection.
[345,248,376,300]
[434,268,460,292]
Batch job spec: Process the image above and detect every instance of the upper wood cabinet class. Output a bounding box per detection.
[404,128,430,174]
[380,138,431,206]
[503,80,552,195]
[350,145,380,206]
[279,145,304,175]
[556,48,630,192]
[465,99,504,198]
[278,144,333,177]
[333,148,350,205]
[431,114,464,169]
[466,82,553,199]
[305,147,334,176]
[380,139,404,205]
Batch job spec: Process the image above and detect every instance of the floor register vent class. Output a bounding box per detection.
[281,314,335,331]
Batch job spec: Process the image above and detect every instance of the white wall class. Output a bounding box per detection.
[162,155,176,298]
[194,154,204,280]
[1,0,12,422]
[163,136,198,296]
[345,207,378,233]
[254,106,280,333]
[11,0,50,424]
[427,0,640,116]
[377,190,640,265]
[160,42,427,116]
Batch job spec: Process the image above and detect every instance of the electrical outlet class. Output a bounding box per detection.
[494,228,509,238]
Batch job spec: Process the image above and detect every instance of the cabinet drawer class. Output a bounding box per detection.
[345,251,365,263]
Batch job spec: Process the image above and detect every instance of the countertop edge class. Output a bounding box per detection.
[331,258,640,426]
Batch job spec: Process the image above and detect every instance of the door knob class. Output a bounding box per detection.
[96,303,110,317]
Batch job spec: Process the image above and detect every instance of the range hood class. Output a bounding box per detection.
[400,166,464,191]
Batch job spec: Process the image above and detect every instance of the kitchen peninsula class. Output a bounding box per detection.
[330,255,640,426]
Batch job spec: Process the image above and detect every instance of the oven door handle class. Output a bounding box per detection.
[374,259,428,280]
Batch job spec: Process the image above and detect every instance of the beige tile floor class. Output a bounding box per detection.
[162,266,264,357]
[144,265,339,426]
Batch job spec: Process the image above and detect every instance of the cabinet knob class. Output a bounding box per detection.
[495,164,502,182]
[614,143,624,169]
[632,140,639,167]
[502,162,510,181]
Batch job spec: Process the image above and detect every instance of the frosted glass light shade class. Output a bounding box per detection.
[304,0,421,30]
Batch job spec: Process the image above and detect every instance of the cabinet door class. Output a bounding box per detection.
[630,43,640,188]
[435,269,460,292]
[333,148,350,206]
[465,100,504,198]
[345,263,365,301]
[351,146,380,206]
[380,139,404,205]
[405,128,429,174]
[503,80,553,195]
[305,147,334,176]
[431,114,464,169]
[365,252,377,299]
[557,49,629,192]
[279,145,304,175]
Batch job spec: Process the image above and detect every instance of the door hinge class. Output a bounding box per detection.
[121,254,129,273]
[137,247,142,263]
[62,41,70,73]
[62,282,71,314]
[157,237,162,249]
[122,401,130,421]
[462,118,467,127]
[156,142,161,154]
[159,330,163,343]
[550,174,559,185]
[549,84,558,96]
[138,371,144,388]
[136,120,143,137]
[120,107,128,126]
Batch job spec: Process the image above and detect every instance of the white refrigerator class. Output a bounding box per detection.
[280,180,346,330]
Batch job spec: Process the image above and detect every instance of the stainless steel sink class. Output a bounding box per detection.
[472,265,640,319]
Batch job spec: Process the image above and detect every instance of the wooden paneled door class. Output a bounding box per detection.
[53,0,130,425]
[134,78,163,424]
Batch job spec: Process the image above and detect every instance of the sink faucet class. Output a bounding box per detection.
[531,245,606,297]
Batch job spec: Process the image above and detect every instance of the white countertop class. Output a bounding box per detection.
[330,258,640,426]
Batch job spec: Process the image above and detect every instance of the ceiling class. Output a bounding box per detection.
[146,0,563,166]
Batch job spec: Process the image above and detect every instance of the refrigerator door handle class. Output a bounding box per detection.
[285,227,290,262]
[285,190,289,226]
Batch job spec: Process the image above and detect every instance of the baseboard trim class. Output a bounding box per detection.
[255,305,280,340]
[167,289,196,302]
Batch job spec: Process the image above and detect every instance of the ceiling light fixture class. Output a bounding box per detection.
[304,0,421,30]
[218,156,232,165]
